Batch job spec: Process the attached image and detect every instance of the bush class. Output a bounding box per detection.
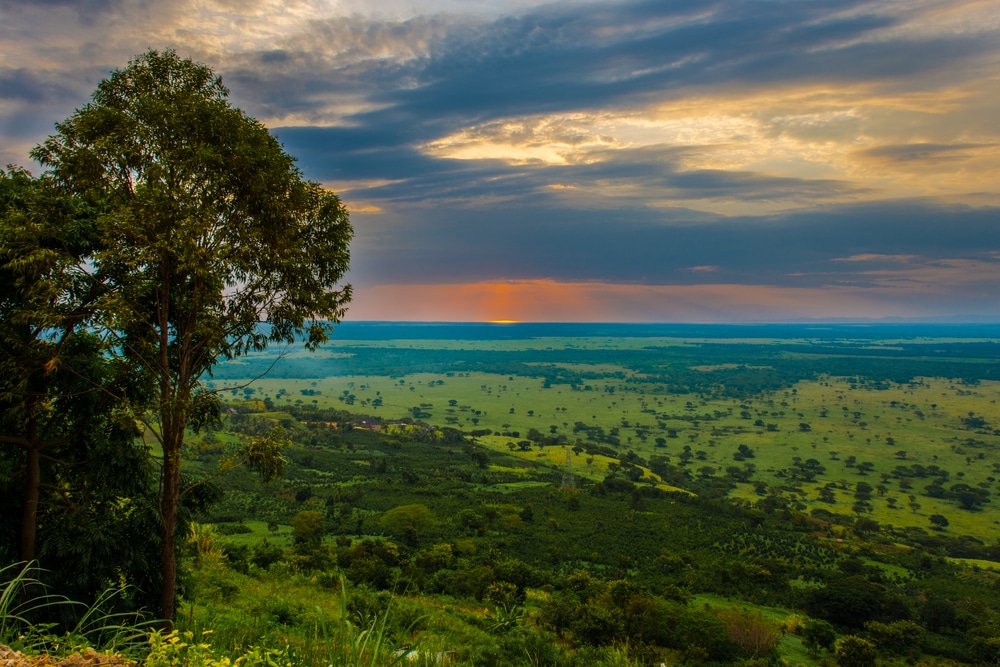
[251,539,284,570]
[146,630,292,667]
[467,626,564,667]
[292,510,326,548]
[863,619,922,656]
[920,632,972,662]
[801,618,836,655]
[805,576,891,629]
[215,523,252,536]
[835,636,877,667]
[717,608,781,660]
[264,598,303,627]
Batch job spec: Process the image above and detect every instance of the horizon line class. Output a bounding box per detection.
[332,319,1000,326]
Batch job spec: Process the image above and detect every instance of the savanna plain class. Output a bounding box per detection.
[130,322,1000,667]
[8,323,1000,667]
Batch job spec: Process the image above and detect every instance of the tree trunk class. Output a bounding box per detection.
[18,408,41,566]
[156,260,179,630]
[19,442,40,564]
[158,427,182,630]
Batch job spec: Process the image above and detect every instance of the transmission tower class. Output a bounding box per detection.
[561,447,576,490]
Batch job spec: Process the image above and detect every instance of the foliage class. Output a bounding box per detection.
[9,296,1000,666]
[146,630,293,667]
[804,576,898,629]
[863,619,923,656]
[188,523,227,567]
[834,635,877,667]
[716,608,781,659]
[1,166,162,610]
[465,625,568,666]
[314,577,424,667]
[800,618,836,655]
[484,581,525,633]
[30,48,352,623]
[380,503,435,541]
[0,561,153,657]
[291,511,326,548]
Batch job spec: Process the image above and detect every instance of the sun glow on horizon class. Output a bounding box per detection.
[345,276,1000,323]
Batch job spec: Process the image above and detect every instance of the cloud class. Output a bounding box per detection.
[279,127,868,212]
[345,203,383,214]
[856,143,994,164]
[0,67,76,103]
[344,198,1000,289]
[833,254,920,263]
[191,0,998,144]
[0,0,124,20]
[835,257,1000,291]
[2,0,998,321]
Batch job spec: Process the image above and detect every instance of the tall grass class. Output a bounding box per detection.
[0,561,155,657]
[312,576,426,667]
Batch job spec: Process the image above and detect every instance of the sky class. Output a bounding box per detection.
[1,0,999,323]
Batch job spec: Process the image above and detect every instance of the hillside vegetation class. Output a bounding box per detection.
[108,323,1000,667]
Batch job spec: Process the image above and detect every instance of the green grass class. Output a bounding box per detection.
[178,560,491,666]
[691,594,822,666]
[0,562,155,658]
[947,557,1000,571]
[216,520,294,547]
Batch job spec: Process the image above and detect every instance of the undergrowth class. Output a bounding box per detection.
[0,561,154,658]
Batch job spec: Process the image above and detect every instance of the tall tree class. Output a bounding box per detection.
[1,167,163,613]
[31,50,353,625]
[0,166,95,566]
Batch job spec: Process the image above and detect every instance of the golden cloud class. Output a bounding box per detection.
[346,204,383,214]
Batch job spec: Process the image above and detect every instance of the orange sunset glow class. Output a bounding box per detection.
[345,278,969,323]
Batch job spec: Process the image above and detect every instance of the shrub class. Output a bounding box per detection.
[835,635,877,667]
[863,619,922,656]
[717,608,781,660]
[251,539,284,570]
[146,630,292,667]
[801,618,836,656]
[215,523,252,536]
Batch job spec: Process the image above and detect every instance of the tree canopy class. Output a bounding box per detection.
[27,49,353,624]
[0,165,166,612]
